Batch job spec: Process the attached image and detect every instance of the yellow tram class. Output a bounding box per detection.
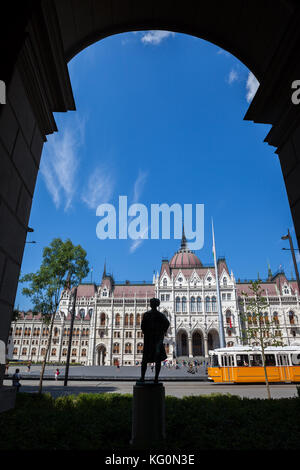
[208,345,300,383]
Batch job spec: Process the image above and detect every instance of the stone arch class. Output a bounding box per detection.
[176,329,188,356]
[192,330,204,356]
[96,344,107,366]
[207,329,220,351]
[2,1,300,401]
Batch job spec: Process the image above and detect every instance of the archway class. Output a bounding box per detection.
[97,344,106,366]
[176,330,188,356]
[208,329,220,351]
[2,1,300,407]
[192,331,203,356]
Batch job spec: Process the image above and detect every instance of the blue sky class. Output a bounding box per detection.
[16,30,298,310]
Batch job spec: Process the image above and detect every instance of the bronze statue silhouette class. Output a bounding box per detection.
[139,298,170,383]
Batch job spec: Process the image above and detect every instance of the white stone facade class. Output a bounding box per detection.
[7,237,300,365]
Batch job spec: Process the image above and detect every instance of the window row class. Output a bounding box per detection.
[175,296,218,313]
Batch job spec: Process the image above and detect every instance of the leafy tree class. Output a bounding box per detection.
[239,280,283,399]
[20,238,89,393]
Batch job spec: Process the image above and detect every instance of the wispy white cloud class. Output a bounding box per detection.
[129,170,148,253]
[130,225,149,253]
[40,117,85,211]
[133,170,148,203]
[227,69,239,85]
[140,31,175,45]
[81,166,115,210]
[217,49,230,57]
[246,71,259,103]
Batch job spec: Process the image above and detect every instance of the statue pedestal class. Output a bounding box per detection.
[131,381,166,448]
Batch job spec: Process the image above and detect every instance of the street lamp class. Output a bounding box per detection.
[281,229,300,295]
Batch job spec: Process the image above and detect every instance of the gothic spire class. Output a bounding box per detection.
[180,224,187,251]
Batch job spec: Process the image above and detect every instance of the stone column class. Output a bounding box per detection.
[131,382,166,448]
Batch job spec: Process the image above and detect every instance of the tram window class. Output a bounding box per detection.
[228,355,234,366]
[210,355,219,367]
[265,354,276,366]
[236,354,249,366]
[278,354,289,366]
[250,354,262,366]
[221,356,228,366]
[291,354,300,366]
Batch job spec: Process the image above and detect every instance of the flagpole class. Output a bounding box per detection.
[212,219,225,348]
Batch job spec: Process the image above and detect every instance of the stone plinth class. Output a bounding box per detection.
[131,381,165,448]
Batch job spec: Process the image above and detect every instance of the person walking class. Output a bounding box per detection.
[55,368,60,381]
[12,368,21,392]
[27,360,32,373]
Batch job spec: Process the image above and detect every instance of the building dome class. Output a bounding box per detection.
[169,226,202,268]
[169,250,202,268]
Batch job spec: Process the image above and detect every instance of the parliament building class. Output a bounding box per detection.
[7,233,300,365]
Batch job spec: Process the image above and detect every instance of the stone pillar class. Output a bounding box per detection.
[204,333,209,358]
[131,382,166,448]
[188,335,193,358]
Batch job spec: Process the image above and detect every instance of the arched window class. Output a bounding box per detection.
[197,297,202,312]
[54,327,59,337]
[100,313,106,326]
[86,328,89,336]
[82,328,86,337]
[81,349,86,357]
[273,312,279,325]
[137,343,143,354]
[223,277,227,286]
[226,310,232,325]
[130,314,134,326]
[31,348,36,356]
[136,314,141,326]
[264,312,269,325]
[124,314,129,326]
[88,308,93,317]
[205,297,211,312]
[79,308,85,319]
[211,296,217,312]
[182,297,187,313]
[22,347,27,355]
[62,348,67,356]
[113,343,120,354]
[175,297,181,313]
[115,313,120,327]
[41,348,46,356]
[13,347,18,355]
[289,311,295,325]
[72,349,77,356]
[51,348,56,356]
[190,297,196,312]
[76,328,80,337]
[163,278,167,287]
[125,343,132,354]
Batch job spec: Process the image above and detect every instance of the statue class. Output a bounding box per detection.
[139,298,170,383]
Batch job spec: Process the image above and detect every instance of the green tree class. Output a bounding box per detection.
[20,238,89,393]
[239,280,283,399]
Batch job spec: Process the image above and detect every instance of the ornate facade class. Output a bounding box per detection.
[8,235,300,365]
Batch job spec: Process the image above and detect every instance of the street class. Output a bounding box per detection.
[3,378,298,399]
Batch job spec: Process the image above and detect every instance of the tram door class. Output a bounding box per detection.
[278,354,291,382]
[221,355,234,382]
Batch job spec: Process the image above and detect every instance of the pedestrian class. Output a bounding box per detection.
[12,368,21,392]
[151,363,154,372]
[27,360,31,373]
[5,360,9,375]
[55,368,60,380]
